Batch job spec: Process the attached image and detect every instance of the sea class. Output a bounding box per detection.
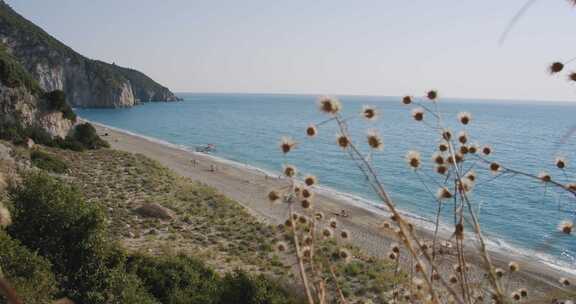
[76,93,576,274]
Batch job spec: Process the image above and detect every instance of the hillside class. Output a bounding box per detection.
[0,43,73,139]
[0,1,180,108]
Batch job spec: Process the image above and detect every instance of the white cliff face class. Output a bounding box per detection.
[116,82,135,107]
[37,111,73,138]
[34,63,64,92]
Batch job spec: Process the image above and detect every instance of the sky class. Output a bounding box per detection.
[7,0,576,101]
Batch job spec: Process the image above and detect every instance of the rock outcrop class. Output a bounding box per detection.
[0,43,73,139]
[0,1,180,108]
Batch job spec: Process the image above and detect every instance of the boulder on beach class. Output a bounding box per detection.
[134,203,174,220]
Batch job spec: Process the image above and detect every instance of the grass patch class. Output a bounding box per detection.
[30,149,68,174]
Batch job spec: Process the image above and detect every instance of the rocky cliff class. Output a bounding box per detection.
[0,45,73,138]
[0,1,180,108]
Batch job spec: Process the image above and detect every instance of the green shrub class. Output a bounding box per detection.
[0,44,42,94]
[30,150,68,174]
[219,271,296,304]
[128,254,298,304]
[0,230,58,304]
[7,172,158,303]
[43,90,76,122]
[72,123,109,149]
[127,254,220,304]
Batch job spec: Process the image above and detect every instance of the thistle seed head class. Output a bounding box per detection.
[306,124,317,137]
[280,136,296,154]
[362,105,378,120]
[367,129,384,150]
[284,165,297,178]
[549,62,564,74]
[406,150,421,169]
[412,108,424,121]
[304,175,317,186]
[402,95,412,105]
[427,90,438,100]
[336,134,350,149]
[458,112,472,125]
[318,96,341,115]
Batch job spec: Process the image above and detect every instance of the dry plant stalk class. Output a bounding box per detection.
[269,92,576,304]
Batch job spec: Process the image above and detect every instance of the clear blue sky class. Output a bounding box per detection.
[7,0,576,101]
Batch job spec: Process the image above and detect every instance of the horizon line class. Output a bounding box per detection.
[171,91,576,105]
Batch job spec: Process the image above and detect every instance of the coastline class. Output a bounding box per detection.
[88,119,574,296]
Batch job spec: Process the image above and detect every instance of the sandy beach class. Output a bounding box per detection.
[93,122,574,299]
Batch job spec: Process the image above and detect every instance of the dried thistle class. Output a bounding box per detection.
[559,220,573,234]
[340,229,350,240]
[336,134,350,149]
[458,112,472,125]
[427,90,438,100]
[406,150,421,169]
[436,165,448,175]
[280,136,296,154]
[362,105,378,120]
[306,124,317,137]
[412,108,424,121]
[442,129,453,141]
[438,143,448,152]
[303,176,316,188]
[490,162,501,174]
[555,156,567,169]
[366,129,384,150]
[549,62,564,74]
[432,152,444,165]
[436,187,453,200]
[318,96,341,115]
[482,145,492,156]
[458,131,468,144]
[538,171,551,183]
[283,165,297,177]
[276,241,288,252]
[402,95,412,105]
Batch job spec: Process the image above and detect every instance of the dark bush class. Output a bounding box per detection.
[128,254,297,304]
[6,172,156,303]
[219,271,297,304]
[127,254,220,304]
[43,90,76,122]
[72,123,109,150]
[0,230,58,304]
[30,150,68,174]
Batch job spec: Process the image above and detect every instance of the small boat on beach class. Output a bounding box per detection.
[195,144,216,153]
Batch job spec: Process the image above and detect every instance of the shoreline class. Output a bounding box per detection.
[88,119,574,295]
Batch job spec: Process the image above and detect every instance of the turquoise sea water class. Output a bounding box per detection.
[76,93,576,273]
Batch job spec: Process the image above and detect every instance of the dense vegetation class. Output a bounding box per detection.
[43,90,77,121]
[0,122,109,152]
[0,44,41,94]
[0,171,297,304]
[30,150,68,174]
